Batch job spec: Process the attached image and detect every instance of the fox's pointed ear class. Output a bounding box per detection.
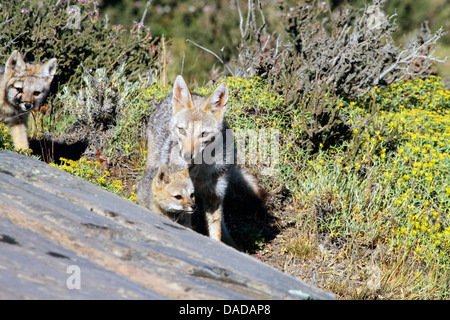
[172,75,193,113]
[154,165,171,189]
[5,50,26,74]
[205,82,228,121]
[38,58,58,79]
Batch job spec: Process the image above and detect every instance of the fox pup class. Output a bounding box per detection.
[145,75,235,243]
[0,50,57,150]
[137,164,196,228]
[138,162,266,249]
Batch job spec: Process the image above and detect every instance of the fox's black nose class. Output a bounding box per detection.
[24,103,33,110]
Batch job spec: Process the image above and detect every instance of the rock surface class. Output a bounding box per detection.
[0,151,335,300]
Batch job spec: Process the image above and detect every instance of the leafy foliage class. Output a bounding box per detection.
[274,0,443,99]
[0,0,160,94]
[231,0,447,154]
[222,75,450,298]
[55,65,167,165]
[0,123,14,151]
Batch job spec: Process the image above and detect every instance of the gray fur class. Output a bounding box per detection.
[140,78,235,244]
[136,166,158,209]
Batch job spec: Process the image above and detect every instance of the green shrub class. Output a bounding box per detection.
[223,74,450,298]
[52,156,132,199]
[0,0,161,99]
[279,0,445,98]
[54,65,167,167]
[294,77,450,298]
[230,0,447,155]
[0,123,14,151]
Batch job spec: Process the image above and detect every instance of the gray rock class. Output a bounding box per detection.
[0,151,335,300]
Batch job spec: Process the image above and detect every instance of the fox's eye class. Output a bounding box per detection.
[16,87,23,93]
[190,193,194,199]
[201,131,209,138]
[174,195,183,200]
[33,91,41,96]
[178,127,186,135]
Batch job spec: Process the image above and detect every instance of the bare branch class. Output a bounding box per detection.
[257,0,265,29]
[0,15,15,29]
[261,35,270,51]
[236,0,244,38]
[139,0,153,26]
[0,30,29,53]
[180,51,185,76]
[245,0,251,36]
[186,39,234,77]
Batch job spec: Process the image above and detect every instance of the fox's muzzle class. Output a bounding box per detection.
[181,134,202,162]
[18,101,34,112]
[184,203,197,213]
[23,102,33,110]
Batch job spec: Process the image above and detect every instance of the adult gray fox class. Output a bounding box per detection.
[144,75,239,244]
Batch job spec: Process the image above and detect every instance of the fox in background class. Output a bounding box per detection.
[0,50,57,150]
[139,75,267,247]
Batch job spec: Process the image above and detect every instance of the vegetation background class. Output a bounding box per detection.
[1,0,450,299]
[97,0,450,84]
